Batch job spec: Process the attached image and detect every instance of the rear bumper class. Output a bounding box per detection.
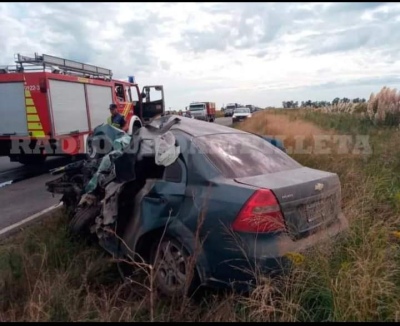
[203,213,349,290]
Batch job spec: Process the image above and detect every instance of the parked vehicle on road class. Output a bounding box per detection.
[224,103,239,117]
[188,102,216,122]
[232,107,252,123]
[245,104,256,113]
[46,115,348,297]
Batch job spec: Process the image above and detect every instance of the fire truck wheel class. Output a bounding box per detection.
[18,155,47,165]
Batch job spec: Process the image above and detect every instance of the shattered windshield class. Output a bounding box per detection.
[193,133,301,178]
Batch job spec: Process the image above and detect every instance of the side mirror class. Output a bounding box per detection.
[141,92,146,99]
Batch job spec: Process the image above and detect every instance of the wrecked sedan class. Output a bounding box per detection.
[46,115,348,296]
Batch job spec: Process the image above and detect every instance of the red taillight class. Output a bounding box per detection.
[232,189,285,233]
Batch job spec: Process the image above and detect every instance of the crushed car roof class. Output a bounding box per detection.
[151,115,248,138]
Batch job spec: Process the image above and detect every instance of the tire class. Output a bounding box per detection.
[69,205,100,235]
[150,237,200,298]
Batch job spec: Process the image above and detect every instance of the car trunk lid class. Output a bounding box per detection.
[234,167,341,240]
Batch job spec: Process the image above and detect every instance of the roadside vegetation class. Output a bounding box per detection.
[2,91,400,321]
[215,110,225,118]
[282,86,400,127]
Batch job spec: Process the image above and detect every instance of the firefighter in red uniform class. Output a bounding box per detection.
[107,103,128,132]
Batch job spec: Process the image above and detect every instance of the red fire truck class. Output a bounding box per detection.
[0,53,165,164]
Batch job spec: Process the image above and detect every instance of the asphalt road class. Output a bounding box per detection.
[216,116,231,126]
[0,117,232,232]
[0,156,72,230]
[0,157,21,173]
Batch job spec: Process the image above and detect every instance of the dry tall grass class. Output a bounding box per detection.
[367,87,400,126]
[304,86,400,127]
[215,111,225,118]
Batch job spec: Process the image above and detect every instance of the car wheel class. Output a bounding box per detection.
[69,204,100,235]
[150,237,200,298]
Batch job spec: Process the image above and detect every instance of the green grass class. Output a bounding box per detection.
[303,111,374,134]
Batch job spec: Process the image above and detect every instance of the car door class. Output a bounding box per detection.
[140,157,187,231]
[141,85,165,122]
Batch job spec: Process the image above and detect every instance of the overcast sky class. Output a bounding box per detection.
[2,2,400,109]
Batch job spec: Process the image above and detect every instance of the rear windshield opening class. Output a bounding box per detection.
[193,133,301,179]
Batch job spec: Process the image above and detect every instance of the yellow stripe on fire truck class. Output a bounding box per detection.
[25,89,45,138]
[122,103,130,117]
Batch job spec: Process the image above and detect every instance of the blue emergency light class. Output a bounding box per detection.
[128,76,135,83]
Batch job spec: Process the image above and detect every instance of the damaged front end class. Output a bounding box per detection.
[46,117,181,249]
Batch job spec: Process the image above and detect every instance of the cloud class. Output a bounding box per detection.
[2,2,400,109]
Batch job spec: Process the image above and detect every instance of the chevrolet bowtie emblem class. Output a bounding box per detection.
[315,183,324,191]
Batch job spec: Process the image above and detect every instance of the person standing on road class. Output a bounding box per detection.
[107,103,128,132]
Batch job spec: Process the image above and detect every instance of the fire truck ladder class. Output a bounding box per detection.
[14,53,113,79]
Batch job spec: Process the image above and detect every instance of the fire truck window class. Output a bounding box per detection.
[125,87,130,102]
[115,84,125,101]
[145,87,162,102]
[130,87,139,103]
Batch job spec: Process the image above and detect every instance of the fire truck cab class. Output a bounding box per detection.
[0,53,165,164]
